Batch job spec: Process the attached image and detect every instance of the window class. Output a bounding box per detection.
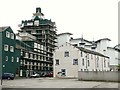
[55,59,59,65]
[73,44,77,47]
[61,69,66,76]
[5,56,8,61]
[34,43,37,48]
[82,58,84,66]
[11,33,14,39]
[4,45,8,51]
[6,31,10,38]
[30,54,33,59]
[34,20,39,26]
[81,51,83,57]
[38,56,40,60]
[25,53,29,58]
[73,59,78,65]
[64,51,69,57]
[38,44,40,49]
[87,53,89,59]
[38,50,40,52]
[91,54,93,59]
[27,66,29,69]
[31,30,36,34]
[21,51,23,56]
[104,58,106,67]
[20,60,23,64]
[88,60,90,66]
[34,55,37,59]
[10,46,14,52]
[97,57,99,67]
[11,57,14,62]
[108,61,109,67]
[17,57,19,62]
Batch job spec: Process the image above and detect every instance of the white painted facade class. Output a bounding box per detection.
[95,39,110,55]
[56,33,72,47]
[56,33,120,71]
[107,47,120,71]
[107,47,118,65]
[53,42,110,78]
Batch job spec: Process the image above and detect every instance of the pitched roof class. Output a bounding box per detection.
[95,38,111,43]
[70,38,92,44]
[57,32,73,36]
[0,26,9,32]
[76,47,109,58]
[114,44,120,48]
[57,42,109,58]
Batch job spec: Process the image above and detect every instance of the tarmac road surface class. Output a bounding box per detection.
[1,77,119,89]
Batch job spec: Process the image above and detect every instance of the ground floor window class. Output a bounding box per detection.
[61,69,66,76]
[55,59,59,65]
[5,56,8,61]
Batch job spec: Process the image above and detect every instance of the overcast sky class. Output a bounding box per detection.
[0,0,119,47]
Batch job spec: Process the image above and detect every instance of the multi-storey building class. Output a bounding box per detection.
[56,32,120,71]
[17,7,57,77]
[0,26,20,76]
[53,42,110,78]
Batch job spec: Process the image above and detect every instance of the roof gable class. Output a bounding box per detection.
[0,26,9,32]
[55,42,109,58]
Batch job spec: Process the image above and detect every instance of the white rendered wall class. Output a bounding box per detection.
[53,43,110,78]
[107,48,118,66]
[53,43,80,78]
[96,40,110,55]
[56,34,71,47]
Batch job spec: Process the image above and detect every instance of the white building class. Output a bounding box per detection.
[53,42,110,78]
[56,32,73,47]
[56,32,120,71]
[107,45,120,71]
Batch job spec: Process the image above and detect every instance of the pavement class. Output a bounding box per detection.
[1,77,120,88]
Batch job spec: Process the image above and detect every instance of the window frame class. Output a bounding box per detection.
[97,57,99,67]
[73,59,78,65]
[30,54,33,59]
[104,58,106,67]
[17,57,19,62]
[82,58,84,66]
[11,57,14,62]
[64,51,69,57]
[34,54,37,60]
[81,51,83,57]
[88,60,90,66]
[55,59,59,65]
[25,52,29,58]
[10,46,14,52]
[6,31,10,38]
[5,56,8,61]
[11,33,14,39]
[4,45,8,51]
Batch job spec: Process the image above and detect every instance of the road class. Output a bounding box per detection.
[1,78,119,88]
